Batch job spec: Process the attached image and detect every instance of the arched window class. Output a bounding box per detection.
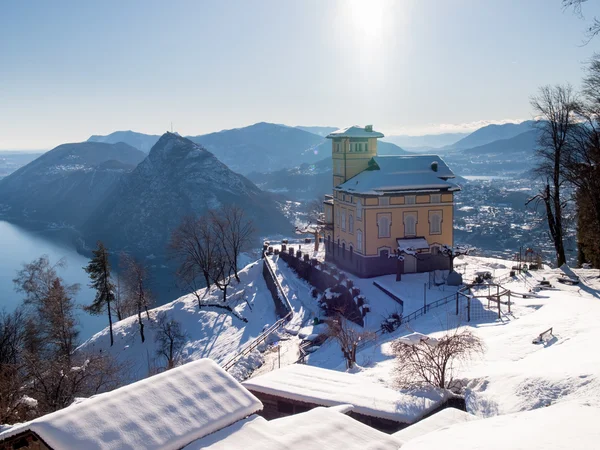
[342,242,346,259]
[378,214,391,238]
[357,230,363,252]
[349,245,354,261]
[429,212,442,235]
[349,214,354,234]
[404,214,416,236]
[356,199,362,220]
[341,209,346,231]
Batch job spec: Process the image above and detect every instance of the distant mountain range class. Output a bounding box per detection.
[383,132,469,151]
[0,142,145,226]
[86,123,410,175]
[447,120,537,150]
[461,129,539,155]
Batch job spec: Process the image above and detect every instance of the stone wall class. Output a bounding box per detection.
[262,258,292,319]
[279,247,365,326]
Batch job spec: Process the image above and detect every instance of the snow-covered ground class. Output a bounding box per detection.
[79,261,278,381]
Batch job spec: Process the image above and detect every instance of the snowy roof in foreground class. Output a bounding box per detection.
[336,155,459,194]
[402,402,600,450]
[185,407,404,450]
[393,408,477,443]
[327,125,384,139]
[242,364,443,423]
[0,359,262,450]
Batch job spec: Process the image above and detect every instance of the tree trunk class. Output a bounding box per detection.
[107,298,114,347]
[203,271,211,290]
[138,308,145,343]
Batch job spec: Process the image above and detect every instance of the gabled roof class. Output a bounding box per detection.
[327,125,384,139]
[0,359,262,450]
[185,407,404,449]
[335,155,460,195]
[242,364,443,423]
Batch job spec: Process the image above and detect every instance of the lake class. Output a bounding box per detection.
[0,220,107,340]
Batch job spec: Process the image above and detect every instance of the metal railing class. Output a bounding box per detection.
[222,253,293,372]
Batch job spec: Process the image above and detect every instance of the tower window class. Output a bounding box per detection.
[356,199,362,220]
[404,214,417,236]
[377,214,391,238]
[429,211,442,235]
[405,195,416,205]
[431,194,441,203]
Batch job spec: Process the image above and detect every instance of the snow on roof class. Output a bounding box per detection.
[336,155,460,194]
[393,408,478,443]
[327,125,385,139]
[0,359,262,450]
[185,407,404,450]
[242,364,443,423]
[401,402,600,450]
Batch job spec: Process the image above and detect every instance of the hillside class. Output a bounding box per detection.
[79,261,278,381]
[83,133,292,255]
[462,129,539,155]
[383,132,468,150]
[448,120,536,150]
[0,142,145,226]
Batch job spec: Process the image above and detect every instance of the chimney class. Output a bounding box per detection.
[365,125,373,132]
[431,161,439,172]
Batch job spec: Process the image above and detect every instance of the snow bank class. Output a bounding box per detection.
[243,363,444,423]
[185,406,404,449]
[0,359,262,450]
[402,402,600,450]
[393,408,478,442]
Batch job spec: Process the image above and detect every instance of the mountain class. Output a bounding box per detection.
[462,129,539,155]
[448,121,536,150]
[83,133,291,255]
[88,131,161,153]
[295,126,339,137]
[187,122,329,175]
[0,142,145,226]
[383,132,468,150]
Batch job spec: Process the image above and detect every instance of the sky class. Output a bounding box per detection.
[1,0,600,150]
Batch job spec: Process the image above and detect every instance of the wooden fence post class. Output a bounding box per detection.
[467,296,471,322]
[456,292,459,315]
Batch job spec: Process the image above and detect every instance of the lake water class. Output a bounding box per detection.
[0,220,107,340]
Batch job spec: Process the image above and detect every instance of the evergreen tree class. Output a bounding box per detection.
[84,241,116,346]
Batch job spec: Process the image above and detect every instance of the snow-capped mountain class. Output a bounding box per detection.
[0,142,145,226]
[83,133,291,254]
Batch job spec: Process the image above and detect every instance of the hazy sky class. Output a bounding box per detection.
[2,0,600,149]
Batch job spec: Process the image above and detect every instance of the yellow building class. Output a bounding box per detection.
[322,125,460,278]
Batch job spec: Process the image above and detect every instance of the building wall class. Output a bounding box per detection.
[331,137,378,187]
[328,192,455,258]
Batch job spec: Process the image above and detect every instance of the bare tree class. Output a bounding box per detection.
[154,315,187,370]
[296,199,325,253]
[328,314,375,369]
[170,215,218,295]
[121,254,153,343]
[391,328,483,391]
[210,205,255,282]
[0,309,28,424]
[208,244,235,304]
[563,0,600,43]
[112,271,136,321]
[441,245,472,271]
[527,85,579,267]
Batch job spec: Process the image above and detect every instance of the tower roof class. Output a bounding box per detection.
[326,125,384,139]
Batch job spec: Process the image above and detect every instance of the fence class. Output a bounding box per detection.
[222,253,293,372]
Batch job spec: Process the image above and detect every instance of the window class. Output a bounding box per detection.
[429,211,442,234]
[341,209,346,231]
[380,196,390,206]
[431,194,441,203]
[405,195,416,205]
[349,245,353,261]
[349,195,353,204]
[335,207,340,227]
[356,199,362,220]
[377,214,391,238]
[349,214,354,234]
[357,230,363,252]
[342,242,346,259]
[404,214,416,236]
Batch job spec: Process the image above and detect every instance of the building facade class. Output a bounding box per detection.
[322,125,460,278]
